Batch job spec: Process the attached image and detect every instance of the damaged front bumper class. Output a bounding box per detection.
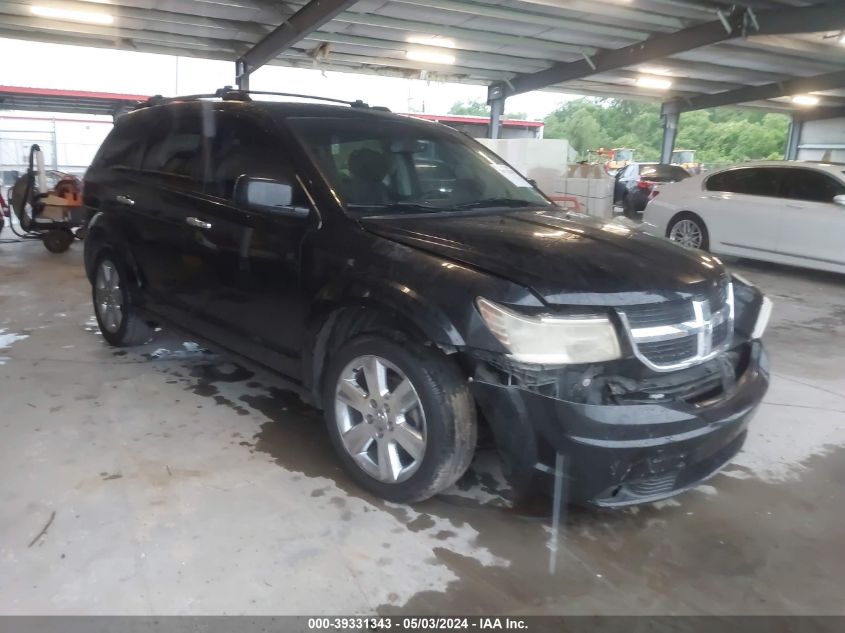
[470,341,769,507]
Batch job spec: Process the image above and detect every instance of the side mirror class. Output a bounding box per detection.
[233,176,309,218]
[834,194,845,207]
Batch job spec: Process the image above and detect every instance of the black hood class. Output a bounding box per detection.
[362,208,727,306]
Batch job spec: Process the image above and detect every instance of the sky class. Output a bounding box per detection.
[0,38,574,120]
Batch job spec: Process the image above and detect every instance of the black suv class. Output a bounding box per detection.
[83,90,771,506]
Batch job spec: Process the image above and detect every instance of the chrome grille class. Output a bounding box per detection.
[623,300,694,329]
[618,280,735,372]
[638,336,698,365]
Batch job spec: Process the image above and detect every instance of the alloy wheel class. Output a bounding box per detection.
[669,219,703,249]
[95,260,124,334]
[334,355,427,484]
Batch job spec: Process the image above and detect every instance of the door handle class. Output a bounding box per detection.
[115,195,135,206]
[186,216,212,230]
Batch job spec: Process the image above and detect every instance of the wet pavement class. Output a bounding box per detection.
[1,235,844,615]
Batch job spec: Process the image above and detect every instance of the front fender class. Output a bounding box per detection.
[312,273,465,348]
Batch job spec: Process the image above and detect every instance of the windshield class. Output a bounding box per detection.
[615,149,634,161]
[672,150,694,163]
[285,116,550,215]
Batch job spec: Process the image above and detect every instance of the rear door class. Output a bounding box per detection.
[699,166,786,256]
[129,102,213,322]
[778,167,845,267]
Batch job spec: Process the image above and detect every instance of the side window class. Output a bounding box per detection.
[141,106,205,180]
[207,111,306,209]
[705,170,733,192]
[706,168,780,197]
[92,115,146,170]
[783,169,845,203]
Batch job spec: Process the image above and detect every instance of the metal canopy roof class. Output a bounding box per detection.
[1,0,845,114]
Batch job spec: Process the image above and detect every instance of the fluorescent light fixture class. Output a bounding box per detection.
[638,65,672,76]
[791,94,819,106]
[30,5,114,24]
[636,75,672,90]
[406,35,455,49]
[405,48,456,65]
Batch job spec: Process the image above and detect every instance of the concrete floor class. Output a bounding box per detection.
[1,231,844,616]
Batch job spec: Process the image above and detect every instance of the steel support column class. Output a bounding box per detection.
[236,59,250,91]
[487,84,505,139]
[660,110,679,164]
[786,116,803,160]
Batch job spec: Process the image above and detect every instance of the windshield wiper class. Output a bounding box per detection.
[348,202,441,214]
[454,198,539,210]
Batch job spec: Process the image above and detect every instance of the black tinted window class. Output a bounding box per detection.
[206,112,299,202]
[782,168,845,203]
[639,164,690,182]
[92,114,145,170]
[706,168,782,197]
[141,106,206,179]
[286,116,549,216]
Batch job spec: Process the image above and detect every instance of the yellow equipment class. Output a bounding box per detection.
[671,149,702,175]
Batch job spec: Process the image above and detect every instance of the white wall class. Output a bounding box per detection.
[0,113,112,184]
[796,117,845,162]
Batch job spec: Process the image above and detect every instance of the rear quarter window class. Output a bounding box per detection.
[91,114,146,171]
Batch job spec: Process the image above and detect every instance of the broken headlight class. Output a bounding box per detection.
[476,297,622,364]
[731,273,773,339]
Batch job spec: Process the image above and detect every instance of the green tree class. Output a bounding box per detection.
[448,100,529,120]
[543,97,790,165]
[448,99,489,116]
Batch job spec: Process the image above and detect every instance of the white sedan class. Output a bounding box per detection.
[643,161,845,275]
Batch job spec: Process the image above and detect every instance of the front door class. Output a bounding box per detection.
[182,108,316,379]
[700,166,785,257]
[778,167,845,269]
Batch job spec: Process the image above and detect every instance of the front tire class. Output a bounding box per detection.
[667,212,709,251]
[92,250,152,347]
[323,334,477,503]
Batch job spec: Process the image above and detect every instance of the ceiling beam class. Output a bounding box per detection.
[239,0,359,73]
[495,1,845,98]
[384,0,652,39]
[793,105,845,123]
[663,69,845,114]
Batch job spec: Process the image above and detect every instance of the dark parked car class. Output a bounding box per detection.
[614,162,691,218]
[83,90,771,506]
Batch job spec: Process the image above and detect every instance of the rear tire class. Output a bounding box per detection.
[323,334,477,503]
[667,212,709,251]
[622,193,636,219]
[92,249,152,347]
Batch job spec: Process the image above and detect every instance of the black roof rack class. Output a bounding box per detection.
[133,87,389,112]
